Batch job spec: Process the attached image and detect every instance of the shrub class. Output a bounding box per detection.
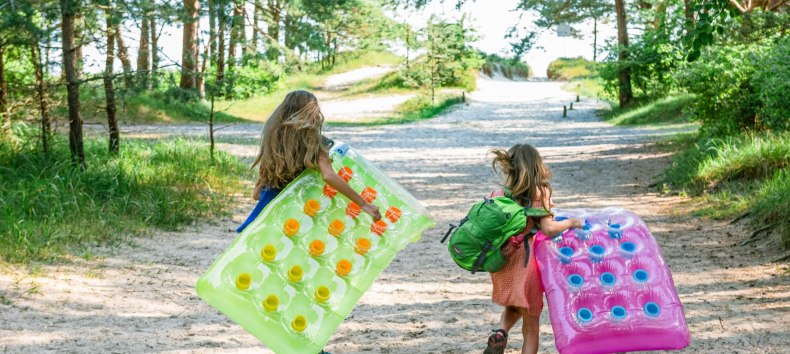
[679,42,772,135]
[547,57,595,80]
[753,37,790,132]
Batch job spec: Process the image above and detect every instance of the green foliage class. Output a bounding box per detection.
[753,36,790,132]
[399,15,482,93]
[602,94,695,126]
[481,53,531,79]
[0,132,247,262]
[665,132,790,189]
[663,132,790,248]
[547,57,596,80]
[679,40,783,135]
[329,91,464,126]
[599,29,685,101]
[753,169,790,247]
[222,60,282,99]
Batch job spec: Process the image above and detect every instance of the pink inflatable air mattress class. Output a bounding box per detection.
[534,208,690,354]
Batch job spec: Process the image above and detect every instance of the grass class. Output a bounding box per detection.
[328,91,465,127]
[663,131,790,247]
[0,131,248,263]
[562,78,610,102]
[601,94,696,126]
[481,53,532,79]
[547,57,596,80]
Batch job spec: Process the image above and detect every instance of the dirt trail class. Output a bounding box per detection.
[2,77,789,354]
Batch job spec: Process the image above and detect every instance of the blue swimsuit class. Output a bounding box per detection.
[236,187,281,233]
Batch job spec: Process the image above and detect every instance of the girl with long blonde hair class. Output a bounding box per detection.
[237,90,381,233]
[484,144,583,354]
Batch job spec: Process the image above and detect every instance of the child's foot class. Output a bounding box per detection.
[483,329,508,354]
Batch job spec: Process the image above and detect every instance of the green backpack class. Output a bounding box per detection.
[441,193,549,273]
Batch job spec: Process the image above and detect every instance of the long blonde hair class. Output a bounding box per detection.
[491,144,552,210]
[251,90,326,198]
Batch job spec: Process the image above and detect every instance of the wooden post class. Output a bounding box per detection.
[563,105,567,118]
[576,94,580,102]
[462,91,466,103]
[570,102,574,110]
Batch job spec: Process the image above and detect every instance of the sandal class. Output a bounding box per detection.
[483,329,508,354]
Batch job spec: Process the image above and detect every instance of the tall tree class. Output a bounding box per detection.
[251,0,261,55]
[115,31,133,89]
[31,41,51,153]
[150,15,158,88]
[228,0,240,75]
[216,0,226,84]
[61,0,85,168]
[137,1,151,89]
[266,0,283,44]
[0,46,8,136]
[614,0,632,107]
[180,0,199,90]
[208,0,217,63]
[104,6,119,154]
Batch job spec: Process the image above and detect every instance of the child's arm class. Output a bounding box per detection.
[539,216,583,237]
[318,153,382,221]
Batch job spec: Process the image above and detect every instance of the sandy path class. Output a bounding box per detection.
[2,77,789,354]
[321,65,395,91]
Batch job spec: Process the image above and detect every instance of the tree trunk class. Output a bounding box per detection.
[150,16,159,88]
[238,1,249,60]
[105,9,120,154]
[208,0,217,64]
[0,47,9,136]
[197,43,209,98]
[654,0,669,29]
[115,31,133,89]
[228,1,239,75]
[614,0,633,107]
[217,6,226,84]
[684,0,694,30]
[61,0,86,168]
[267,0,281,44]
[180,0,200,90]
[137,3,151,89]
[31,44,51,153]
[252,0,260,54]
[593,17,598,62]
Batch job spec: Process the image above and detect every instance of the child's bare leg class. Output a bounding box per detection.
[498,306,522,332]
[521,313,540,354]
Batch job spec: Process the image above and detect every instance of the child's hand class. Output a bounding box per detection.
[570,218,584,229]
[362,203,382,221]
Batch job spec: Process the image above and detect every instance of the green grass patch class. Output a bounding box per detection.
[663,131,790,247]
[323,50,401,75]
[562,77,610,102]
[547,57,596,80]
[601,94,695,126]
[753,169,790,247]
[329,91,464,127]
[0,132,247,263]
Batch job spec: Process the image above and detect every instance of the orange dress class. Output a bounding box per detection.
[489,189,553,317]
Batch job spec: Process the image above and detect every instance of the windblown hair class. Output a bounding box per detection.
[251,90,326,198]
[490,144,553,211]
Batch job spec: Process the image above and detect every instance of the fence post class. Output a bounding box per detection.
[462,91,466,103]
[570,102,574,110]
[563,105,567,118]
[576,94,580,102]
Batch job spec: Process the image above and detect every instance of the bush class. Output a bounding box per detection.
[680,42,771,135]
[0,133,247,262]
[547,57,595,80]
[753,37,790,132]
[481,53,531,79]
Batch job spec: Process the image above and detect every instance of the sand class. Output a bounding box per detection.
[2,77,788,354]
